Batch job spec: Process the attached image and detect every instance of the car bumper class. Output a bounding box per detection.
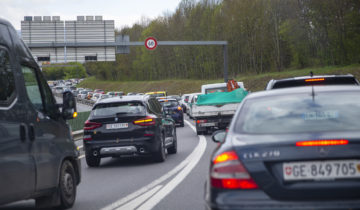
[205,188,360,210]
[83,137,160,157]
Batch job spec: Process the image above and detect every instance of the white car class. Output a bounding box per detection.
[91,93,101,101]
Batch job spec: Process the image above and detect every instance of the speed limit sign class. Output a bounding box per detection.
[145,37,158,50]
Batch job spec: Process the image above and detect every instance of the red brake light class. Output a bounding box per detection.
[296,139,348,146]
[211,151,258,189]
[305,78,325,82]
[133,116,156,126]
[196,119,207,124]
[84,120,102,130]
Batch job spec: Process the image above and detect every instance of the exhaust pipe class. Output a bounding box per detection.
[93,150,98,156]
[139,148,145,153]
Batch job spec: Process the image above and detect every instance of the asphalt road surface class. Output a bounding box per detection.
[1,115,218,210]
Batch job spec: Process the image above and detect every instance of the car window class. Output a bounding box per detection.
[205,87,227,94]
[36,68,59,119]
[236,92,360,134]
[21,65,44,111]
[0,47,16,107]
[91,102,145,117]
[148,98,161,114]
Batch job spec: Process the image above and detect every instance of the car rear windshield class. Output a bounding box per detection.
[91,102,146,117]
[151,93,165,97]
[272,77,358,89]
[235,91,360,134]
[205,87,227,94]
[161,101,179,107]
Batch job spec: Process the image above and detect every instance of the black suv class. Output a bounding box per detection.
[83,95,177,167]
[0,18,80,208]
[265,74,359,90]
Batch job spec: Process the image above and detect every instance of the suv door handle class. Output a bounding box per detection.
[29,124,35,142]
[19,123,26,142]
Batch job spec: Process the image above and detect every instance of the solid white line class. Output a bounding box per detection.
[101,119,206,210]
[79,154,85,159]
[115,185,163,210]
[78,145,84,149]
[137,135,207,210]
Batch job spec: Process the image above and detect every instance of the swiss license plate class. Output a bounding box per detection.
[200,122,216,127]
[106,123,128,129]
[283,160,360,181]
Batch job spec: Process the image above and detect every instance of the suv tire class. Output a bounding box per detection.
[85,151,101,167]
[167,129,177,154]
[153,133,166,162]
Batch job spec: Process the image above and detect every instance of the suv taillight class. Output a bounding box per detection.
[84,120,102,130]
[133,116,156,126]
[210,151,258,189]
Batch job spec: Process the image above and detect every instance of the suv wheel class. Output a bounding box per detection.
[36,160,77,209]
[167,129,177,154]
[153,133,166,162]
[85,150,101,167]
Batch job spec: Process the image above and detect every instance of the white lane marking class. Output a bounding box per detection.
[101,119,207,210]
[137,135,207,210]
[79,155,85,159]
[185,119,196,132]
[116,185,162,210]
[78,145,84,149]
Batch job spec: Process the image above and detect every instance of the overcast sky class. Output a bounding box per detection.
[0,0,183,30]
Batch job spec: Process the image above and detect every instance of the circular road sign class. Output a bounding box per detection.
[145,37,158,50]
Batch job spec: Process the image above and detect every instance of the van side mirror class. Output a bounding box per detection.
[62,91,77,120]
[212,130,226,143]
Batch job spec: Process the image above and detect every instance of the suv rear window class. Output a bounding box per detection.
[91,102,146,117]
[236,92,360,134]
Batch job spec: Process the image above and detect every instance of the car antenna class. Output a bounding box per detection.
[311,86,315,101]
[310,71,314,77]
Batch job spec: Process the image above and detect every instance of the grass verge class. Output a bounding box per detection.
[78,64,360,94]
[68,111,90,131]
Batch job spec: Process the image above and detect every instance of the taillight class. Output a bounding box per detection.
[197,119,207,124]
[210,151,258,189]
[84,120,102,130]
[305,78,325,82]
[296,139,348,146]
[133,116,156,126]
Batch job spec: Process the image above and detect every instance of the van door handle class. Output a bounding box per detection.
[20,123,26,142]
[29,124,35,142]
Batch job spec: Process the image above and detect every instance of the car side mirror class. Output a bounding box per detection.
[62,91,77,120]
[212,130,226,143]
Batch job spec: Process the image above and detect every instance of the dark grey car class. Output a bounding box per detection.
[206,86,360,210]
[0,18,80,209]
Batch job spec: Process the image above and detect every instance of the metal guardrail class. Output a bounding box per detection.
[53,91,96,106]
[72,130,83,142]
